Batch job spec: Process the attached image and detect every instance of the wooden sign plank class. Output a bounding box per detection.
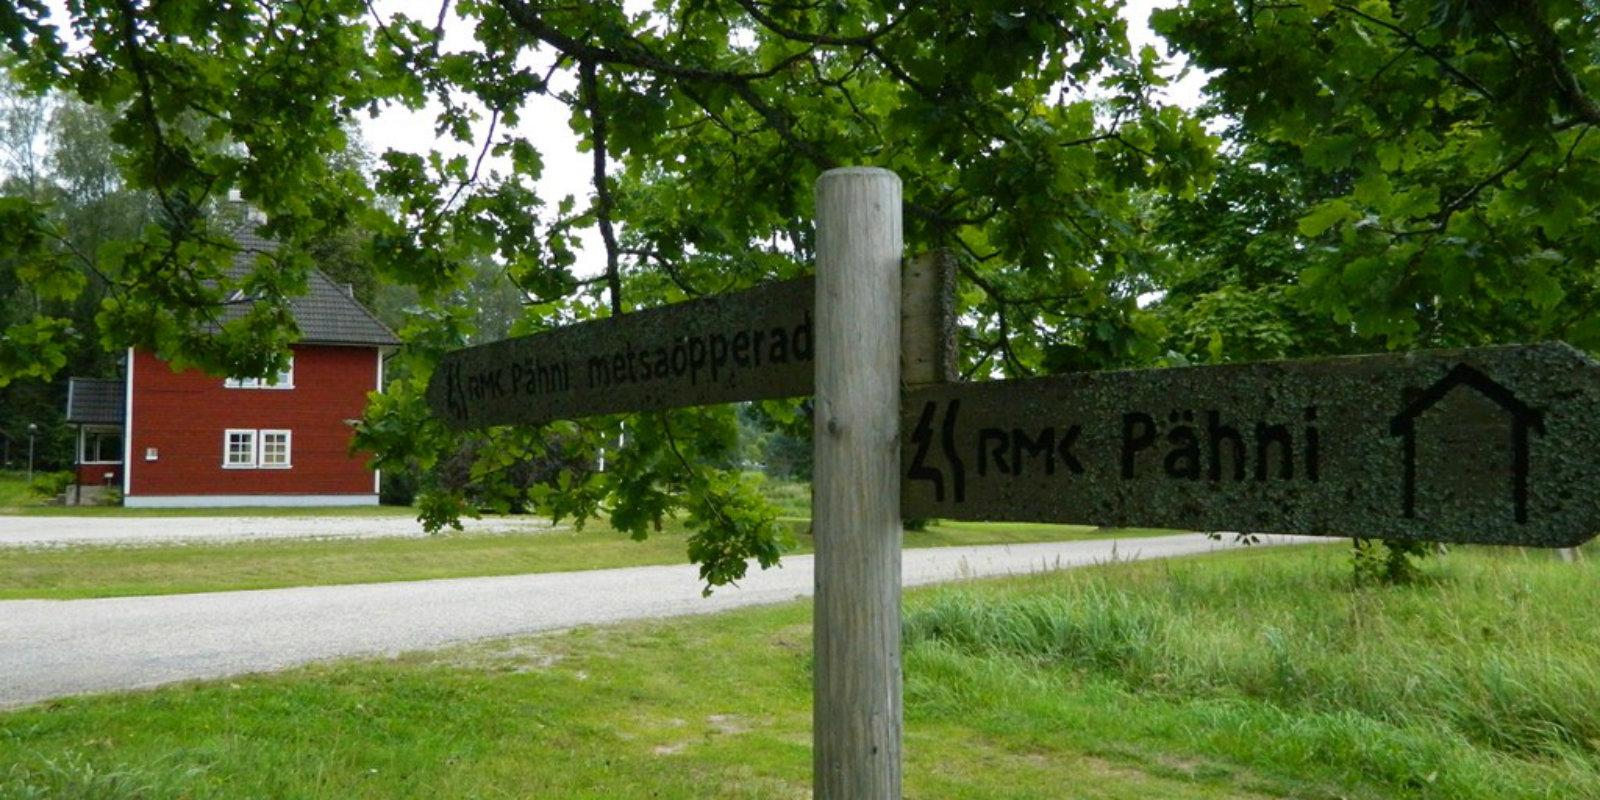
[902,343,1600,547]
[427,254,959,430]
[427,277,815,429]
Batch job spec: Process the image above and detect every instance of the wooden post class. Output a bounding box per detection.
[813,166,903,799]
[901,250,958,390]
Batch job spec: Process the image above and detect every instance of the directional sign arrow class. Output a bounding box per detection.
[426,277,815,429]
[425,253,960,431]
[902,343,1600,547]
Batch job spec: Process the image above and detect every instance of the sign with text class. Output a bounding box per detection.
[902,343,1600,547]
[427,277,815,428]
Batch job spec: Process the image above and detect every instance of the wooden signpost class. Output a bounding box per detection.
[424,168,919,798]
[903,343,1600,548]
[426,166,1600,800]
